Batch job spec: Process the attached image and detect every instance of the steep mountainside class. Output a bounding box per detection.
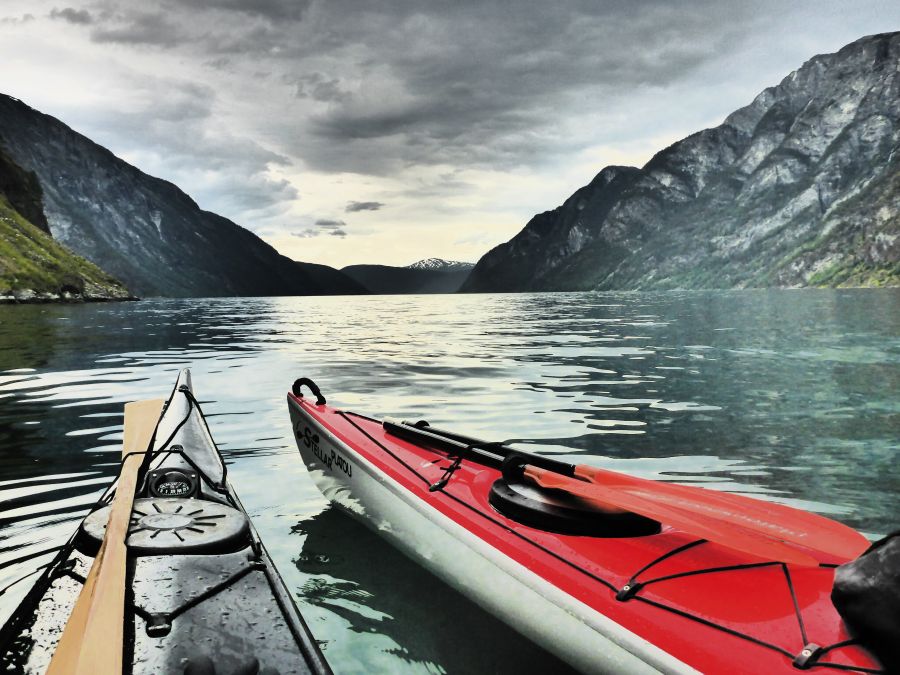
[0,147,131,302]
[463,32,900,292]
[0,148,49,234]
[342,260,473,294]
[0,95,364,298]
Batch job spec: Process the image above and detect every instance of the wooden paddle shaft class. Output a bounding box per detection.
[46,399,164,675]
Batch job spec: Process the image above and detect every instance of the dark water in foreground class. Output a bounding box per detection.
[0,290,897,674]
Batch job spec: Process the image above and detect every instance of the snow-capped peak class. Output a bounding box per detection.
[406,258,474,271]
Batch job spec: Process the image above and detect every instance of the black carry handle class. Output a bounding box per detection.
[382,419,576,480]
[292,378,327,405]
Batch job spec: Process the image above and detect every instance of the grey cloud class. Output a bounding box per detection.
[0,13,35,24]
[64,75,295,225]
[284,72,350,103]
[292,218,348,238]
[204,57,232,70]
[180,0,313,21]
[91,11,186,47]
[259,0,759,173]
[346,201,384,212]
[49,7,93,24]
[69,0,760,175]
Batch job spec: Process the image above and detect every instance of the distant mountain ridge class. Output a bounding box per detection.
[407,258,474,272]
[463,32,900,292]
[0,95,364,298]
[342,259,473,294]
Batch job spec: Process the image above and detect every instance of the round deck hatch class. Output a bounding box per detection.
[80,497,250,555]
[489,478,661,537]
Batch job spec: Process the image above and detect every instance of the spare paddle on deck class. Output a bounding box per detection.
[47,399,165,675]
[383,419,869,564]
[524,466,819,566]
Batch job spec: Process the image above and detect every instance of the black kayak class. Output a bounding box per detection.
[0,369,331,674]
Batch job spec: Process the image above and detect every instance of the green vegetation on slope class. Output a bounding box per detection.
[0,195,131,301]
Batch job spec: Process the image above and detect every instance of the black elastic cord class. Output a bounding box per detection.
[339,411,431,488]
[783,564,810,647]
[639,560,778,588]
[0,545,65,573]
[634,594,797,659]
[0,566,47,597]
[132,562,261,625]
[177,386,228,488]
[429,455,463,492]
[629,539,707,582]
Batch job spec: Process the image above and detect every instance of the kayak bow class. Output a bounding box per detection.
[1,370,331,675]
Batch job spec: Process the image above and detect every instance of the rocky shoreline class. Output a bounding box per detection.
[0,295,138,304]
[0,288,138,304]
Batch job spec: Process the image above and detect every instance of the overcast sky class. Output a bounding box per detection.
[0,1,897,268]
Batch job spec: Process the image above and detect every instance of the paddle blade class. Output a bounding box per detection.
[573,466,869,562]
[47,398,164,675]
[525,467,821,567]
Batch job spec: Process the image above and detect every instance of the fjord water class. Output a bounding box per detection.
[1,290,898,674]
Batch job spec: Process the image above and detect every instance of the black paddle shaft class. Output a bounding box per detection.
[382,420,577,479]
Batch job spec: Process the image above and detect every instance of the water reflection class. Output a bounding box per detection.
[0,290,898,673]
[293,507,575,674]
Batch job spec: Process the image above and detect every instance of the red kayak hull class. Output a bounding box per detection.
[288,394,881,674]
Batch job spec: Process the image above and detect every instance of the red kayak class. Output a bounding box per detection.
[287,381,882,674]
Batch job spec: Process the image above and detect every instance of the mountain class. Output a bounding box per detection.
[0,147,131,302]
[407,258,474,272]
[0,95,364,298]
[463,32,900,292]
[342,259,474,294]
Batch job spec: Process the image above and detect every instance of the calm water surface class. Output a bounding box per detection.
[1,291,898,674]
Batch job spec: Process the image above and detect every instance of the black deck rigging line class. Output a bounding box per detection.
[635,593,798,656]
[818,640,864,657]
[782,563,810,648]
[0,565,48,598]
[627,539,707,581]
[429,455,464,492]
[131,562,262,625]
[0,545,65,573]
[60,568,86,585]
[812,665,883,674]
[638,560,779,587]
[336,408,883,674]
[178,386,229,487]
[337,411,432,488]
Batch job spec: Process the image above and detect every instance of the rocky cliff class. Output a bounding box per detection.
[0,147,131,302]
[463,32,900,292]
[0,95,364,298]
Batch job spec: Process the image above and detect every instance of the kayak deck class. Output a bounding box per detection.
[288,393,881,674]
[1,371,330,674]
